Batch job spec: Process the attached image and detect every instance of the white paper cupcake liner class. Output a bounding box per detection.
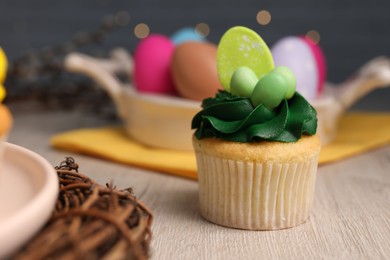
[195,152,319,230]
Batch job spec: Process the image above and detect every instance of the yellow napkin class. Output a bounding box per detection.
[51,112,390,180]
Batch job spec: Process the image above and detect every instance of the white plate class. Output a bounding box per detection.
[0,142,58,258]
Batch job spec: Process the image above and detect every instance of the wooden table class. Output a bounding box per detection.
[7,103,390,259]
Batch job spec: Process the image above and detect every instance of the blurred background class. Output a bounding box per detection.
[1,0,389,111]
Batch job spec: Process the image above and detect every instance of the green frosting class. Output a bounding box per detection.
[192,90,317,143]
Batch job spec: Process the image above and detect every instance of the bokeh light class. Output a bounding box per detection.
[115,11,130,26]
[306,30,321,44]
[195,23,210,37]
[256,10,271,25]
[134,23,150,39]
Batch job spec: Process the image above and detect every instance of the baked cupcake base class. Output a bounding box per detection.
[193,134,321,230]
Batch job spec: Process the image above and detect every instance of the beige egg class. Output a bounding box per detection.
[171,41,223,101]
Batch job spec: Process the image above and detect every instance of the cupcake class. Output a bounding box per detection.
[191,27,321,230]
[0,48,12,158]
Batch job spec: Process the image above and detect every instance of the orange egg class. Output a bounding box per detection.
[171,41,223,101]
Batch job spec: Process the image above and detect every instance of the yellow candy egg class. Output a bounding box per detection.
[0,47,8,102]
[0,87,5,102]
[0,47,7,84]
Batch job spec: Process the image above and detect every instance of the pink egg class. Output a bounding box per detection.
[271,36,327,101]
[300,36,327,95]
[134,34,176,94]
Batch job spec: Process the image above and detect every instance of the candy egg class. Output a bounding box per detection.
[230,66,258,97]
[251,71,287,108]
[300,36,327,94]
[274,66,296,99]
[133,34,176,94]
[217,26,274,92]
[0,48,7,102]
[271,36,319,101]
[171,27,205,45]
[171,41,223,101]
[0,47,7,84]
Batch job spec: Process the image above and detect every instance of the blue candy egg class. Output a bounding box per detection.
[171,27,205,45]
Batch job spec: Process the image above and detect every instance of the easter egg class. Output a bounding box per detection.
[133,34,176,94]
[300,36,327,94]
[230,66,258,97]
[0,48,7,84]
[274,66,296,99]
[171,41,223,101]
[251,70,288,108]
[0,48,7,102]
[271,36,326,101]
[271,36,318,101]
[171,27,205,45]
[217,26,274,92]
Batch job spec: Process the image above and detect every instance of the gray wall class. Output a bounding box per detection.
[1,0,389,110]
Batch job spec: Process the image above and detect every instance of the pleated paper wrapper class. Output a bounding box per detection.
[195,152,319,230]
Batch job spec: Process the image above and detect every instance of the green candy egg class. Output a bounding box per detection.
[251,71,288,108]
[274,66,296,99]
[217,26,274,92]
[230,66,258,97]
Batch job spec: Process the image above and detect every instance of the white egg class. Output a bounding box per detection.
[271,36,319,101]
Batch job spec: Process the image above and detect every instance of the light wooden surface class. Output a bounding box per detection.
[7,104,390,259]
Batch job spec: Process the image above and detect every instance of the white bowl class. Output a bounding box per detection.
[0,143,58,258]
[65,49,390,151]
